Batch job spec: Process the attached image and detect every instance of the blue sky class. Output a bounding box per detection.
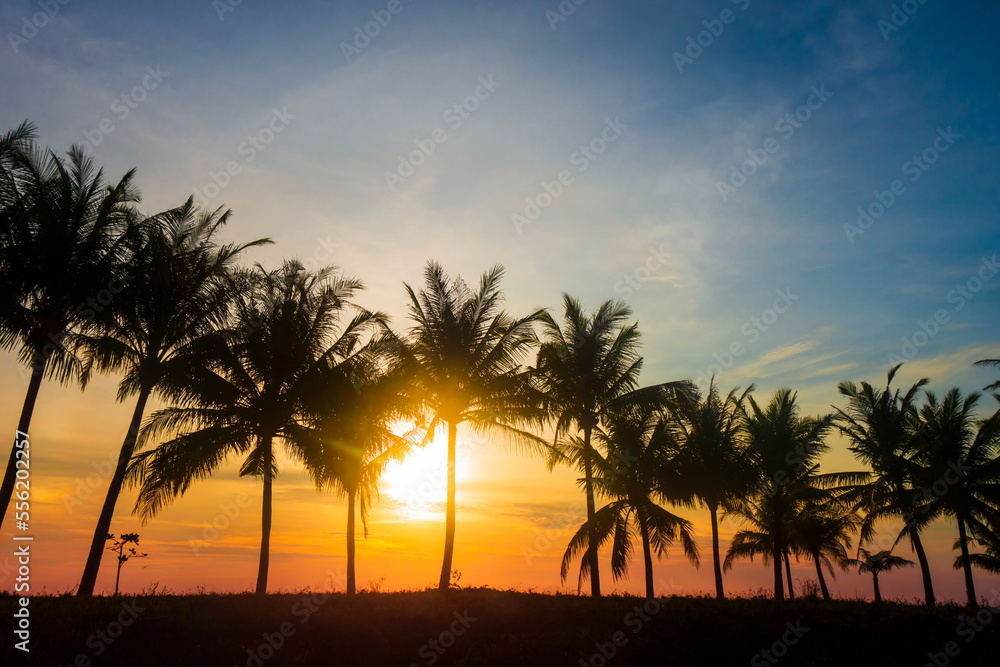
[2,0,998,421]
[2,0,1000,599]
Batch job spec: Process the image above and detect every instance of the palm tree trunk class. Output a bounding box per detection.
[957,515,977,608]
[909,528,936,606]
[0,354,46,532]
[784,551,795,600]
[256,449,273,596]
[438,422,457,590]
[872,573,882,604]
[772,545,784,601]
[346,489,356,595]
[77,388,151,596]
[813,551,830,601]
[582,425,601,598]
[638,512,654,599]
[709,504,724,599]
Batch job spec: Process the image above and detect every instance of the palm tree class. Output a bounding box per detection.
[845,548,913,604]
[0,138,139,531]
[559,405,699,598]
[735,388,833,601]
[75,200,269,596]
[909,389,1000,607]
[395,262,545,590]
[833,364,937,606]
[974,358,1000,392]
[128,261,369,594]
[662,380,754,599]
[788,501,859,601]
[955,522,1000,575]
[304,341,418,595]
[534,295,691,597]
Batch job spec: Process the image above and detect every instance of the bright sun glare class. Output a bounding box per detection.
[381,431,473,520]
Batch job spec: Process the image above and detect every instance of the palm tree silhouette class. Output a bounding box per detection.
[662,380,754,599]
[955,522,1000,575]
[845,547,913,604]
[833,364,937,606]
[535,296,689,597]
[788,501,858,600]
[128,261,367,594]
[909,389,1000,608]
[395,262,544,590]
[0,133,138,531]
[973,358,1000,392]
[303,340,419,595]
[75,200,269,596]
[734,388,833,601]
[559,405,699,598]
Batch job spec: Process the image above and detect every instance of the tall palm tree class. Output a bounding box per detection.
[845,547,913,604]
[661,380,754,599]
[534,296,690,597]
[304,340,419,595]
[735,388,833,601]
[75,200,270,596]
[833,364,937,606]
[788,501,859,601]
[909,389,1000,608]
[396,262,545,590]
[559,405,699,598]
[128,261,369,594]
[0,138,139,531]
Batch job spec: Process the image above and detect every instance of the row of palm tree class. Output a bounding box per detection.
[3,124,999,605]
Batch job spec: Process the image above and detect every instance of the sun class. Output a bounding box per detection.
[381,431,474,520]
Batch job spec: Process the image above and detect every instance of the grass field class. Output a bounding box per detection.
[3,588,999,666]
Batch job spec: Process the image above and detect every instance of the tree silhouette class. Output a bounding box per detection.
[395,262,545,590]
[973,358,1000,392]
[128,261,368,594]
[845,547,913,604]
[788,501,858,601]
[106,532,148,596]
[909,389,1000,608]
[0,131,138,531]
[833,365,937,606]
[662,380,754,599]
[76,200,269,596]
[559,404,698,598]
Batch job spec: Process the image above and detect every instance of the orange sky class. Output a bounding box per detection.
[3,356,999,604]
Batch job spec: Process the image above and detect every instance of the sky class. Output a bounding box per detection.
[1,0,999,601]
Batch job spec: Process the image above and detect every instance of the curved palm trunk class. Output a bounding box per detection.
[582,425,601,598]
[709,505,724,599]
[346,489,356,595]
[638,512,654,599]
[784,551,795,600]
[872,573,882,604]
[256,450,273,596]
[909,528,936,606]
[813,552,830,601]
[78,388,151,596]
[0,355,46,531]
[438,422,457,590]
[957,515,977,608]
